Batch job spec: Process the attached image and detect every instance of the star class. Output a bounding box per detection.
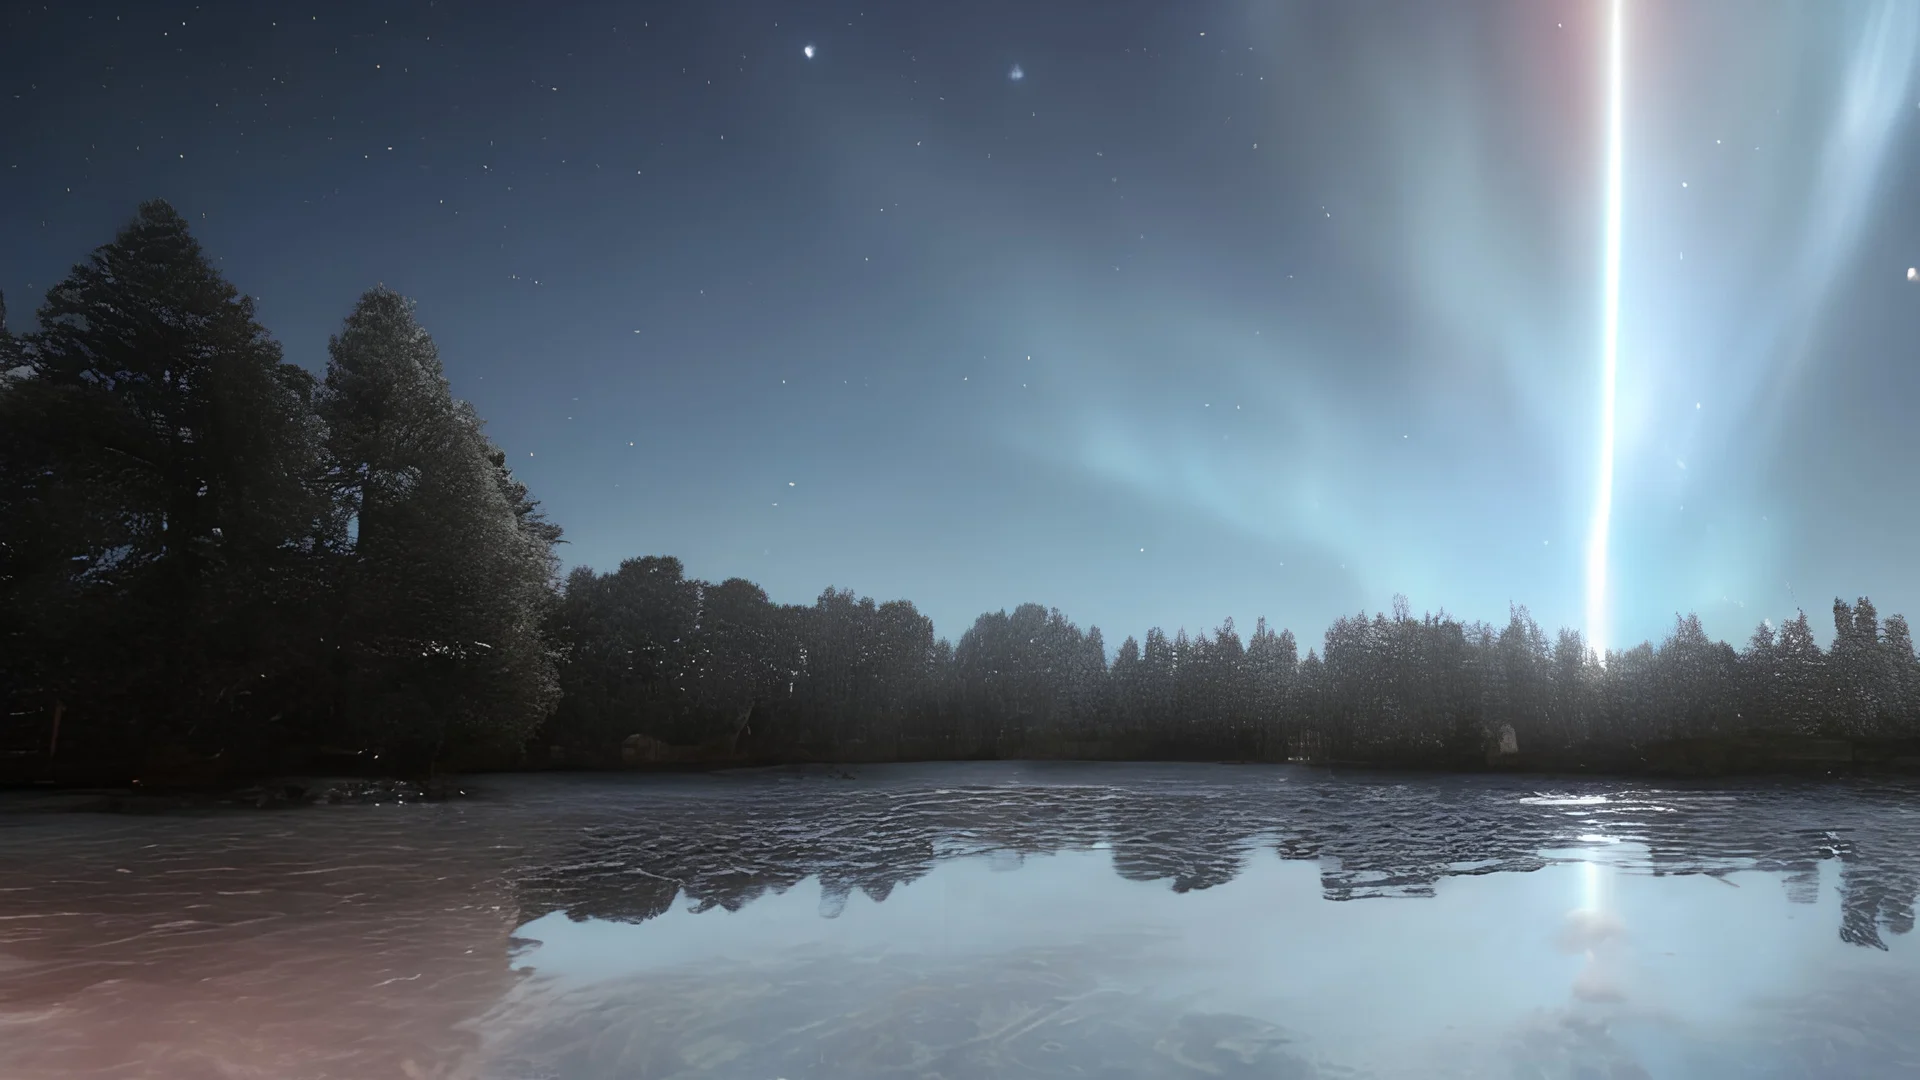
[803,44,815,59]
[1008,64,1024,81]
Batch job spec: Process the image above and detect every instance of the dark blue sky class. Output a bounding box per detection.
[6,0,1920,654]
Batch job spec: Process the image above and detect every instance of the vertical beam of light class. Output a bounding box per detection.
[1585,0,1623,664]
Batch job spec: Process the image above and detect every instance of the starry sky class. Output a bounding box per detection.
[5,0,1920,655]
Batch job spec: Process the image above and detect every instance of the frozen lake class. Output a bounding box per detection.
[3,763,1918,1078]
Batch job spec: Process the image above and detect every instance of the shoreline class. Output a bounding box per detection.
[7,733,1920,807]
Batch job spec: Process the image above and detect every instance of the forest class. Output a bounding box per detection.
[5,203,1919,786]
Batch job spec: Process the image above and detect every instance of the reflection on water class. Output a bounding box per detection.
[0,805,526,1079]
[2,763,1918,1078]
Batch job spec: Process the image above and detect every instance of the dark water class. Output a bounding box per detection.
[2,763,1918,1079]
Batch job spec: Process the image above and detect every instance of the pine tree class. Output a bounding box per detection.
[1832,597,1894,733]
[318,287,559,768]
[0,291,18,374]
[1110,635,1142,736]
[1073,625,1109,736]
[1882,614,1917,731]
[0,289,46,747]
[693,577,780,741]
[1775,610,1824,734]
[1140,627,1176,737]
[546,556,707,757]
[0,202,333,766]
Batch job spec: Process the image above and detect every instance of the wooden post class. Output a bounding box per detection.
[48,701,63,758]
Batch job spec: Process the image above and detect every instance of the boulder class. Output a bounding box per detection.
[621,733,672,766]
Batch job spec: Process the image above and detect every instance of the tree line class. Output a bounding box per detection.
[550,561,1920,767]
[5,203,1918,783]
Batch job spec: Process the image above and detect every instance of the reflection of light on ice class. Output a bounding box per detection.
[1564,852,1627,1004]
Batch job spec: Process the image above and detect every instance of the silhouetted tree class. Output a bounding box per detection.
[1883,614,1918,729]
[1740,618,1781,732]
[1549,626,1597,744]
[547,556,702,755]
[0,292,17,373]
[1775,610,1825,734]
[318,287,558,768]
[1244,618,1297,758]
[1110,635,1143,736]
[688,577,783,744]
[1140,626,1177,741]
[1652,613,1738,740]
[0,202,334,769]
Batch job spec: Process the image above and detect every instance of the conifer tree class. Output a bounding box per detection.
[0,202,332,763]
[318,287,559,767]
[0,291,17,373]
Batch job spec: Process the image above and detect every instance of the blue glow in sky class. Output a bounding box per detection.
[4,0,1920,651]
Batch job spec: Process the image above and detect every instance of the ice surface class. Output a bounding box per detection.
[2,763,1917,1078]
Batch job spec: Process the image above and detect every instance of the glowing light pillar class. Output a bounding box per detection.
[1585,0,1624,664]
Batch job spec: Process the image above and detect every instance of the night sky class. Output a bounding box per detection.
[5,0,1920,655]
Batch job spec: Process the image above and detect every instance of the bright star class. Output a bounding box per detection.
[803,44,815,59]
